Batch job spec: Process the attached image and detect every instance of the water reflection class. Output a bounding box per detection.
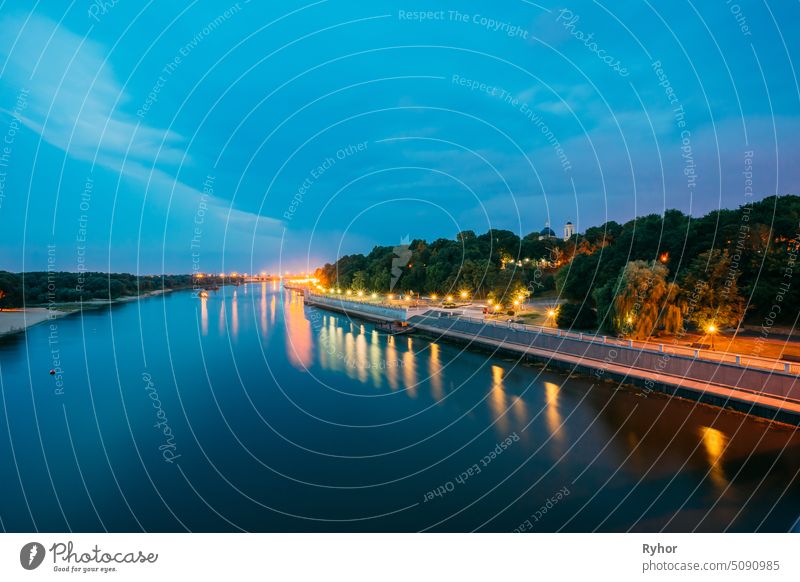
[700,426,729,490]
[429,343,443,401]
[200,297,208,336]
[385,335,399,390]
[260,282,267,334]
[544,382,564,443]
[355,328,368,383]
[369,330,382,388]
[284,290,312,369]
[231,290,239,338]
[402,338,417,398]
[489,365,509,436]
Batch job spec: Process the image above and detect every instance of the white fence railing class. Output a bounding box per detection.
[417,312,800,376]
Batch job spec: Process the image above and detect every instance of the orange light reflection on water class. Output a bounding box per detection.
[284,290,312,369]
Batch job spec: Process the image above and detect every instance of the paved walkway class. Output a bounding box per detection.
[411,319,800,423]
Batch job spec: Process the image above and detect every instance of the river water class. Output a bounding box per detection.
[1,283,799,532]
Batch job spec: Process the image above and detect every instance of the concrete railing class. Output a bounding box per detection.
[410,312,800,402]
[437,312,800,375]
[303,292,427,322]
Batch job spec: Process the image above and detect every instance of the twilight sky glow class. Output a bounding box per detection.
[0,1,798,274]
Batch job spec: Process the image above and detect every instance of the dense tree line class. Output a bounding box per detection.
[0,272,213,308]
[315,195,800,337]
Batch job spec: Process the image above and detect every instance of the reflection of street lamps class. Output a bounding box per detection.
[706,323,718,350]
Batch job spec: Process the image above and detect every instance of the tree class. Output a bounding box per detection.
[555,253,600,300]
[351,271,367,291]
[556,302,597,330]
[680,249,745,330]
[611,260,683,339]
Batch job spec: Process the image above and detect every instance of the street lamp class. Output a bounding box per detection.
[706,323,718,350]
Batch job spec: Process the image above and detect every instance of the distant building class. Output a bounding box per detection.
[563,221,575,239]
[540,222,556,239]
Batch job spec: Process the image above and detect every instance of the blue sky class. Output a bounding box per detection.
[0,0,797,274]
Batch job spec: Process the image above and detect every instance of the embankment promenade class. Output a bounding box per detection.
[302,290,800,425]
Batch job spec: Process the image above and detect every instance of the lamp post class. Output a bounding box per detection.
[706,323,718,350]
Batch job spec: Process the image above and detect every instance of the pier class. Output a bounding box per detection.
[301,290,800,424]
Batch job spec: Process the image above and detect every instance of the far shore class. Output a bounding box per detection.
[0,289,174,337]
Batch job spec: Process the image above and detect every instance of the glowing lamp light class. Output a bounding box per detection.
[371,293,377,299]
[513,300,520,306]
[346,290,352,296]
[357,291,364,297]
[494,304,501,311]
[706,323,717,334]
[446,295,453,302]
[431,294,438,300]
[460,291,469,299]
[487,299,494,305]
[547,309,557,318]
[387,294,394,300]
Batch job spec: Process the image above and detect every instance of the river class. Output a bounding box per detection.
[0,283,798,532]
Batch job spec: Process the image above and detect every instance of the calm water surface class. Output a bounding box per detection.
[1,283,799,532]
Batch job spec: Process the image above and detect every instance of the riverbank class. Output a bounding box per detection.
[0,289,175,337]
[302,292,800,425]
[0,308,68,336]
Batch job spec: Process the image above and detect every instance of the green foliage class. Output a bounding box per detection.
[309,194,800,330]
[314,229,566,299]
[0,271,201,308]
[612,261,683,339]
[556,302,597,330]
[680,249,744,330]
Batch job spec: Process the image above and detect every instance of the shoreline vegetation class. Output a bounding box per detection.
[0,272,226,337]
[313,195,800,346]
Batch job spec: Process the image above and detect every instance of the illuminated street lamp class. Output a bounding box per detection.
[706,323,718,350]
[357,290,364,297]
[445,295,453,302]
[371,293,377,299]
[431,294,438,300]
[547,308,557,318]
[460,291,469,299]
[494,304,501,312]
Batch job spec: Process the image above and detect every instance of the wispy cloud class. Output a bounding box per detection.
[0,12,280,236]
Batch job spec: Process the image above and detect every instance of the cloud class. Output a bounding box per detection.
[0,12,280,241]
[0,13,184,169]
